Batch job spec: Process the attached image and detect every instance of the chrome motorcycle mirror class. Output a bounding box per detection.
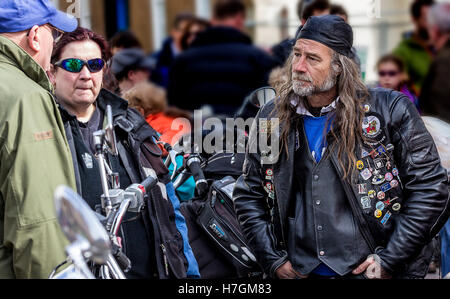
[249,87,276,108]
[54,186,112,265]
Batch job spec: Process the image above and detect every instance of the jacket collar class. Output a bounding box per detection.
[290,95,340,117]
[0,35,53,92]
[97,88,129,117]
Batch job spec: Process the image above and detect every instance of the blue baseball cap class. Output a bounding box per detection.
[0,0,78,33]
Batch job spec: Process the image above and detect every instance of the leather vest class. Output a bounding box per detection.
[287,118,372,276]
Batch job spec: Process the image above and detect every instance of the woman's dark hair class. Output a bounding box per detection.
[51,27,111,65]
[109,30,142,50]
[330,4,348,20]
[173,13,196,30]
[411,0,435,19]
[376,54,418,95]
[180,18,211,50]
[376,54,405,72]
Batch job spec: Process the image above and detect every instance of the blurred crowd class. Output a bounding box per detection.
[101,0,450,141]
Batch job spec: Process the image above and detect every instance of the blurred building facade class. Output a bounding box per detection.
[52,0,254,53]
[53,0,446,83]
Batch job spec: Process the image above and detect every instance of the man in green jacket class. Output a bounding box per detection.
[0,0,78,278]
[393,0,435,95]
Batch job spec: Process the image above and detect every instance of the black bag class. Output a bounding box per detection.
[202,153,246,181]
[181,176,263,278]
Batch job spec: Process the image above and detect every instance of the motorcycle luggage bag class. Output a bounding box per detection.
[195,176,262,277]
[180,200,237,279]
[202,153,246,181]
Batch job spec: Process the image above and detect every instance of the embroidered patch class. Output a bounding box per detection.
[34,130,53,142]
[82,153,93,169]
[363,116,382,138]
[362,113,387,146]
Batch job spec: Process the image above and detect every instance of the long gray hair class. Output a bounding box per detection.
[273,50,369,179]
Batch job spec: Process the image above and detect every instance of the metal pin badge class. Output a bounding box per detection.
[361,168,373,181]
[385,173,394,182]
[377,191,386,200]
[361,197,371,209]
[392,203,401,212]
[374,210,383,219]
[390,180,399,188]
[376,201,385,211]
[357,160,365,170]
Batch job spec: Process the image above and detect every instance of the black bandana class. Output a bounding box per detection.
[296,15,355,59]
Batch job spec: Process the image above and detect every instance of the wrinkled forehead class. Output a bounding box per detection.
[293,38,333,58]
[59,40,103,61]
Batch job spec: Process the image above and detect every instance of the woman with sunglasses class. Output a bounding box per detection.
[49,27,199,279]
[376,54,420,111]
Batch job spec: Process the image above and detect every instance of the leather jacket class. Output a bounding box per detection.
[233,88,450,278]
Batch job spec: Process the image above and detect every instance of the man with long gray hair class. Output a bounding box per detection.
[233,15,449,279]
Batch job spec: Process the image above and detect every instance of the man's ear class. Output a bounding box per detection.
[128,70,135,82]
[26,25,41,53]
[332,60,342,75]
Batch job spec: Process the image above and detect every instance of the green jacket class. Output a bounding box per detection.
[0,36,77,279]
[393,34,433,94]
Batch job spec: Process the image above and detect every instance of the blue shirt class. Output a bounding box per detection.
[303,115,333,163]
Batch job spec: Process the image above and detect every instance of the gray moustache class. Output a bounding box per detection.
[292,74,313,83]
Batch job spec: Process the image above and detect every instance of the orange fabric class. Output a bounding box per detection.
[146,112,190,155]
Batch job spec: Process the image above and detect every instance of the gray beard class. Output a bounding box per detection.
[292,69,337,97]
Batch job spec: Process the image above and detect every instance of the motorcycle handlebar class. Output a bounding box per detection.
[112,244,132,273]
[139,170,158,194]
[186,155,208,196]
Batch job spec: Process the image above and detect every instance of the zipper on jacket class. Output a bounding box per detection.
[160,244,170,277]
[330,155,377,252]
